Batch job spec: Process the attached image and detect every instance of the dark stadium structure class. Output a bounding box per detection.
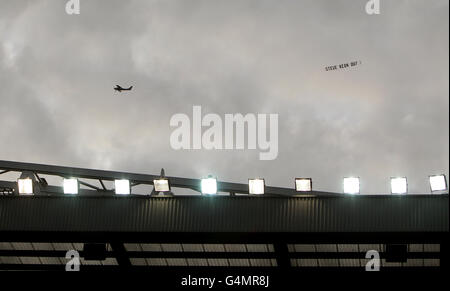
[0,160,448,272]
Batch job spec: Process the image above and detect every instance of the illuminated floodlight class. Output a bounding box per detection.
[151,168,173,196]
[391,177,407,194]
[343,177,360,194]
[201,176,217,195]
[249,178,265,195]
[153,178,170,192]
[17,178,33,195]
[295,178,312,192]
[63,178,78,195]
[114,179,130,195]
[429,175,447,192]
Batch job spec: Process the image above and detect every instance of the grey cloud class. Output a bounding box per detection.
[0,0,448,193]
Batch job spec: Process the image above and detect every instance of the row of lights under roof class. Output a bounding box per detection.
[15,175,448,196]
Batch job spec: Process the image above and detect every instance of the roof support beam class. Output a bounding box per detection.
[0,160,340,197]
[110,242,131,270]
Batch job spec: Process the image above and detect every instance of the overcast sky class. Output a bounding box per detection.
[0,0,448,194]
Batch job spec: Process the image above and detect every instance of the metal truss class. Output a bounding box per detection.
[0,160,342,197]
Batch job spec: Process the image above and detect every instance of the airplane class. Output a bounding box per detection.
[114,85,133,92]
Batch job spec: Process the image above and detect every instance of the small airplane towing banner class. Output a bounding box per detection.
[114,85,133,92]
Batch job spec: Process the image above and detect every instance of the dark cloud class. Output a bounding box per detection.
[0,0,448,193]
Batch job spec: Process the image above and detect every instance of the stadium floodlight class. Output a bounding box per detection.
[390,177,407,194]
[63,178,78,195]
[17,178,33,195]
[248,178,265,195]
[153,178,170,192]
[114,179,130,195]
[295,178,312,192]
[343,177,360,194]
[153,168,170,193]
[429,175,447,192]
[151,168,173,196]
[201,176,217,195]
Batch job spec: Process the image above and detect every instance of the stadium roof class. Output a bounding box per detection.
[0,160,447,272]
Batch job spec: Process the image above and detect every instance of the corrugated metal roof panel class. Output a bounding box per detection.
[0,256,21,264]
[315,244,337,252]
[12,242,33,250]
[161,243,182,252]
[318,259,339,267]
[124,243,141,252]
[166,258,187,266]
[207,258,228,266]
[358,244,382,252]
[146,258,167,266]
[130,258,147,266]
[246,244,270,252]
[32,243,54,251]
[228,258,250,267]
[249,258,273,267]
[337,244,359,252]
[52,243,75,251]
[0,196,447,232]
[182,244,204,252]
[80,258,102,265]
[423,259,440,266]
[20,257,41,264]
[203,244,225,252]
[409,244,424,252]
[39,257,62,265]
[424,244,440,252]
[292,244,316,252]
[0,243,13,250]
[224,244,247,252]
[186,258,208,266]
